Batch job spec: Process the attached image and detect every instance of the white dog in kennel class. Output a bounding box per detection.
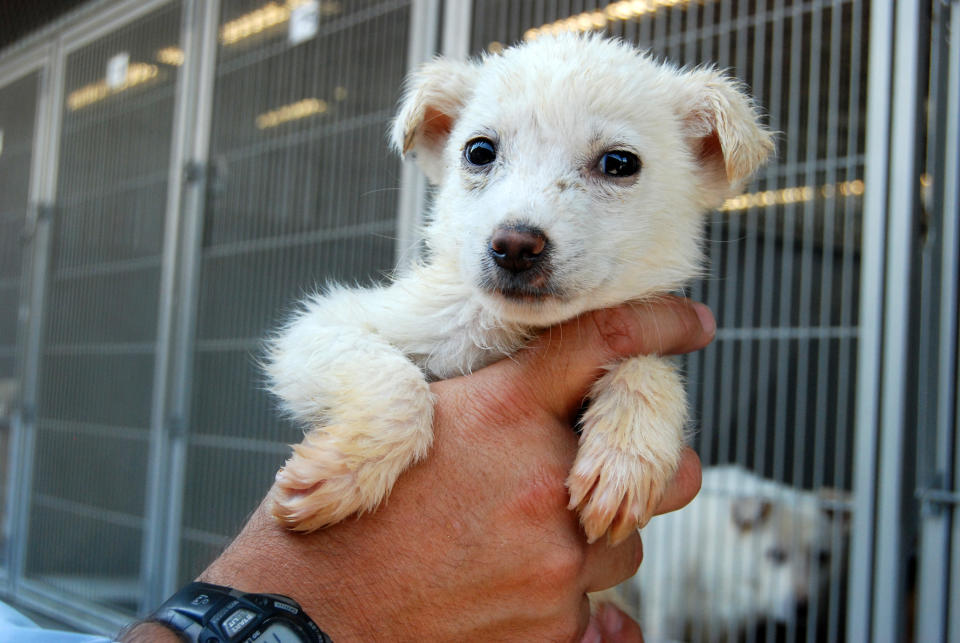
[611,465,850,642]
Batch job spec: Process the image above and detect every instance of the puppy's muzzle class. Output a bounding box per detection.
[488,225,547,274]
[484,224,554,300]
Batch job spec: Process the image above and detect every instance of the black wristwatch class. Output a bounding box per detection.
[149,581,332,642]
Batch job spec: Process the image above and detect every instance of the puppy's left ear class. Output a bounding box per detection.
[677,69,775,204]
[391,57,478,184]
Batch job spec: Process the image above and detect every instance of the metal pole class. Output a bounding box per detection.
[943,4,960,640]
[441,0,472,60]
[872,1,923,641]
[395,0,441,269]
[139,0,211,614]
[156,0,222,604]
[847,0,895,639]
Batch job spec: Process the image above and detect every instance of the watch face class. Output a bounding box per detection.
[260,620,307,642]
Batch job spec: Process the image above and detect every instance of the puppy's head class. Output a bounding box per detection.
[394,35,774,326]
[728,492,851,623]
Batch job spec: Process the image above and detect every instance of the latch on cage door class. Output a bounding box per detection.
[916,473,960,515]
[20,203,54,244]
[184,158,228,196]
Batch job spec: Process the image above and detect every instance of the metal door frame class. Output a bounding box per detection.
[0,41,55,596]
[146,0,220,610]
[2,0,195,633]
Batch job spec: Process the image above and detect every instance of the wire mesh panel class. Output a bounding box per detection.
[176,0,412,584]
[0,70,40,577]
[470,1,865,641]
[24,1,183,614]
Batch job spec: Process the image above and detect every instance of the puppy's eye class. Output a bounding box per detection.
[465,138,497,166]
[598,151,641,177]
[766,547,788,565]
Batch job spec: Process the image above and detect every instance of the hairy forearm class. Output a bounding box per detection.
[196,502,381,641]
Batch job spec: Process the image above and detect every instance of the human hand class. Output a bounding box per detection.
[582,603,647,643]
[194,297,712,641]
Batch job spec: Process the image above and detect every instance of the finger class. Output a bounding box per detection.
[582,531,643,593]
[653,448,702,516]
[583,603,645,643]
[492,297,716,421]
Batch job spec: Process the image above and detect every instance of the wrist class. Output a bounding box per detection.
[147,581,330,642]
[196,501,377,641]
[117,621,184,642]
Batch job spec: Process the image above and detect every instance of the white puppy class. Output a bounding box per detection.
[622,466,849,642]
[265,35,774,543]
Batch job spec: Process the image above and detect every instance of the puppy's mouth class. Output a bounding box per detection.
[479,266,563,302]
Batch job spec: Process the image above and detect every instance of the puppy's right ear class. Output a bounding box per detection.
[391,58,478,184]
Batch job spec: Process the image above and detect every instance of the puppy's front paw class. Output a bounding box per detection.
[566,355,687,544]
[567,436,674,545]
[269,378,435,532]
[270,430,389,532]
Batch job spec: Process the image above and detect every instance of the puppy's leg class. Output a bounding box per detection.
[265,292,435,532]
[567,355,687,544]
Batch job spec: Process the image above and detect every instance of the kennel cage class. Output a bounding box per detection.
[0,1,956,642]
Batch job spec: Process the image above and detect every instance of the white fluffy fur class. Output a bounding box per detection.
[266,35,773,539]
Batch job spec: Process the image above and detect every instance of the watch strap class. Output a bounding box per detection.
[150,581,331,642]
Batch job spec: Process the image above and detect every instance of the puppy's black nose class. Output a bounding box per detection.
[489,225,548,274]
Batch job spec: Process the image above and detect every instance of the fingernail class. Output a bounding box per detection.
[581,619,603,643]
[693,302,716,337]
[600,604,625,634]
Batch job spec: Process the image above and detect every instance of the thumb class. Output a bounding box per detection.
[493,297,715,422]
